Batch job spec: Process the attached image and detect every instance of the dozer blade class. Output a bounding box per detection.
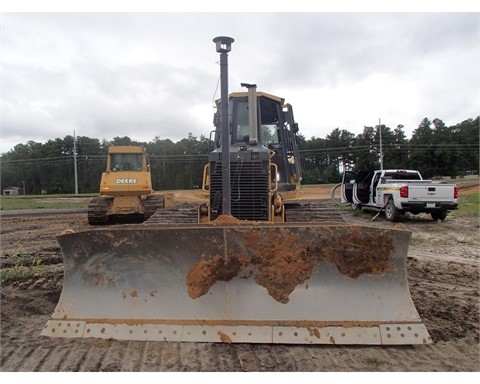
[42,222,431,345]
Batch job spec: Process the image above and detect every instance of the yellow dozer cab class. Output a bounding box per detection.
[87,145,168,224]
[42,37,431,345]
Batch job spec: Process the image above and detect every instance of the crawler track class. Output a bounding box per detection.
[87,197,110,224]
[145,199,345,225]
[284,199,345,223]
[144,203,199,224]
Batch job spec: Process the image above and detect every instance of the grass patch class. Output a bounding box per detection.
[2,251,32,259]
[456,192,479,217]
[0,263,63,285]
[0,264,46,284]
[364,357,384,368]
[450,192,480,227]
[0,194,93,210]
[409,235,427,245]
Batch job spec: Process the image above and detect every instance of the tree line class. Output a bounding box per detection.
[1,117,478,195]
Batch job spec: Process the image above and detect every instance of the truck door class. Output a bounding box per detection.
[341,171,356,204]
[354,171,373,204]
[372,172,382,204]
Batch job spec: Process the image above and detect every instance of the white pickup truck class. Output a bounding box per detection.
[340,169,459,221]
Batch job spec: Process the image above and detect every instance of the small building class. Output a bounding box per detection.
[2,186,22,196]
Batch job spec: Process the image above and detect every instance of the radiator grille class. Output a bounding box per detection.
[210,160,269,221]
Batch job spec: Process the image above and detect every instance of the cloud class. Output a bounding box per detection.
[1,12,478,154]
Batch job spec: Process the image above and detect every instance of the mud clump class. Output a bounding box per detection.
[218,331,232,343]
[184,226,394,304]
[319,226,392,278]
[186,254,247,299]
[208,215,257,225]
[245,228,313,304]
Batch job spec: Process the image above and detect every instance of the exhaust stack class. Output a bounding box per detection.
[241,83,259,145]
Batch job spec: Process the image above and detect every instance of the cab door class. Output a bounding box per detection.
[353,171,373,204]
[341,171,356,204]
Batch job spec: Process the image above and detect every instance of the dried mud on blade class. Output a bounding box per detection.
[42,222,431,345]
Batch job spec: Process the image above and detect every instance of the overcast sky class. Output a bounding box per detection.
[1,9,479,154]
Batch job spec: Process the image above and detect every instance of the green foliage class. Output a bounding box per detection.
[0,117,478,193]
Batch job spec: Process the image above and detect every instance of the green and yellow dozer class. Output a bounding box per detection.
[87,145,173,225]
[41,37,431,345]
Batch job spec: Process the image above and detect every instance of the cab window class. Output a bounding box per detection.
[233,100,249,143]
[111,154,142,171]
[259,98,279,145]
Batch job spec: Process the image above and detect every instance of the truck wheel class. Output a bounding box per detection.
[431,211,447,221]
[384,199,400,222]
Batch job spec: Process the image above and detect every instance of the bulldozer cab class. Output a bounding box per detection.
[99,145,153,197]
[212,90,302,194]
[202,89,303,222]
[108,147,147,172]
[230,92,281,146]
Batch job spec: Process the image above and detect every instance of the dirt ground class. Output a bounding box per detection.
[0,183,479,373]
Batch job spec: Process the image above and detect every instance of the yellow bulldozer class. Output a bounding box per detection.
[41,36,431,345]
[197,84,302,224]
[87,145,171,224]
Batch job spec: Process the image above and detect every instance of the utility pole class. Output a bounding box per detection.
[378,118,383,170]
[73,130,79,194]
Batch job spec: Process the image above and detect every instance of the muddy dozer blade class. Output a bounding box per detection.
[42,223,431,345]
